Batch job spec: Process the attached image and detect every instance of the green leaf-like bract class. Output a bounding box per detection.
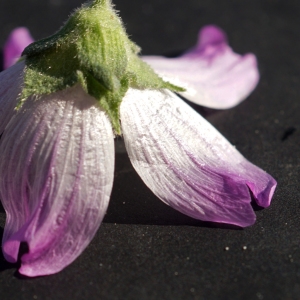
[21,0,184,134]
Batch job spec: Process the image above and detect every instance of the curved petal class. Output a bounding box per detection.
[3,27,34,69]
[142,25,259,109]
[0,84,114,277]
[0,61,25,134]
[120,89,276,227]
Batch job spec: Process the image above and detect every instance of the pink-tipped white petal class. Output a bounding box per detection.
[142,25,259,109]
[0,85,114,277]
[3,27,34,69]
[120,89,276,227]
[0,61,25,134]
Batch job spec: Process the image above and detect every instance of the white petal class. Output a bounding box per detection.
[142,25,259,109]
[120,89,276,227]
[0,84,115,277]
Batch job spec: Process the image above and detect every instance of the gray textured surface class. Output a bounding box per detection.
[0,0,299,299]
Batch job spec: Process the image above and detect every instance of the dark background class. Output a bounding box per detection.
[0,0,299,299]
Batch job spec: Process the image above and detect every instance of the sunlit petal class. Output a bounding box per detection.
[0,85,114,277]
[120,89,276,227]
[142,25,259,109]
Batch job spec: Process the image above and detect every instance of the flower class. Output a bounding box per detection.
[0,0,276,277]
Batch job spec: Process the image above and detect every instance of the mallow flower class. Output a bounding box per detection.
[0,0,276,277]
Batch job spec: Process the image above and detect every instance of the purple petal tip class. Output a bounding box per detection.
[3,27,34,69]
[197,25,227,50]
[253,176,277,208]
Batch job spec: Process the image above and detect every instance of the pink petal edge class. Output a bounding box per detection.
[142,25,260,109]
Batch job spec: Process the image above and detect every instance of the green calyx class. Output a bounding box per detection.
[21,0,184,134]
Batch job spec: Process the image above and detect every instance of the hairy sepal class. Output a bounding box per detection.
[20,0,183,133]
